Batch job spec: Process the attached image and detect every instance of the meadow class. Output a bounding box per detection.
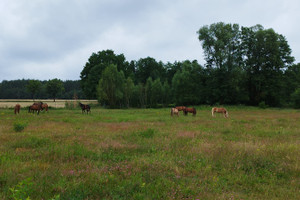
[0,106,299,199]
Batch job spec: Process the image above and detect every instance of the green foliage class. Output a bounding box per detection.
[151,79,163,106]
[131,83,145,108]
[49,194,60,200]
[135,57,166,84]
[241,25,294,106]
[97,64,125,108]
[198,22,294,106]
[145,77,153,107]
[172,61,203,105]
[123,77,134,108]
[291,88,300,108]
[26,80,41,100]
[258,101,268,109]
[13,121,28,132]
[9,178,33,200]
[80,50,129,99]
[198,22,242,70]
[0,79,84,99]
[46,79,64,102]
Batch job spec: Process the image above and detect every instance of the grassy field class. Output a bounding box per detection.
[0,106,299,199]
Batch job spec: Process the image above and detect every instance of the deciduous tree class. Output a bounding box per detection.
[97,64,125,108]
[46,79,64,102]
[26,80,41,100]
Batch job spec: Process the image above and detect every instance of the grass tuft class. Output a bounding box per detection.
[13,121,28,132]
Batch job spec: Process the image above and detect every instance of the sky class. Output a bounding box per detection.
[0,0,299,82]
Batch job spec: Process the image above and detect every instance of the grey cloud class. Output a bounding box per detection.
[0,0,299,81]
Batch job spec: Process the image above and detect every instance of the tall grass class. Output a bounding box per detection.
[0,107,299,199]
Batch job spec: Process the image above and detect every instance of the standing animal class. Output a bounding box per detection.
[171,108,179,116]
[183,107,196,116]
[41,103,48,112]
[211,107,229,118]
[79,102,91,114]
[14,104,21,114]
[175,106,186,112]
[28,102,43,115]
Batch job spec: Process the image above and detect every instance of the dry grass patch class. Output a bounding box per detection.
[96,139,138,150]
[177,131,197,138]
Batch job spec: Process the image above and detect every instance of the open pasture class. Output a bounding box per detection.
[0,106,299,199]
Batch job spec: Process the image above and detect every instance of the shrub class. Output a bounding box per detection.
[258,101,268,109]
[13,121,27,132]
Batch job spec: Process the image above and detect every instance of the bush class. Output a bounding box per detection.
[258,101,268,109]
[13,121,27,132]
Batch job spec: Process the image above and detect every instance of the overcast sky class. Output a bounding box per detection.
[1,0,299,82]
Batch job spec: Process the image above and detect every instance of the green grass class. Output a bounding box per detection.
[0,106,299,199]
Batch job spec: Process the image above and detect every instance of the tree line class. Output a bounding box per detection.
[80,22,300,108]
[0,79,85,100]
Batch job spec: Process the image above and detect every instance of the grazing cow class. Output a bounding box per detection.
[211,107,229,118]
[171,108,179,116]
[14,104,21,114]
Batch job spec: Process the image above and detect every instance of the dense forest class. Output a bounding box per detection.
[1,22,300,108]
[0,79,85,100]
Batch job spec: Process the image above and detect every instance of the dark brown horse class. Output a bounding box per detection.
[14,104,21,114]
[183,107,196,116]
[29,102,43,115]
[79,102,91,114]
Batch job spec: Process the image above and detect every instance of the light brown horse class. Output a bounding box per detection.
[171,108,179,116]
[175,106,186,111]
[211,107,229,118]
[183,107,196,116]
[14,104,21,114]
[41,103,48,112]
